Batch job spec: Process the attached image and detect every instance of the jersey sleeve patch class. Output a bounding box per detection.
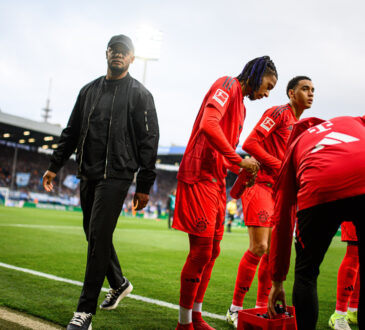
[260,116,276,132]
[212,89,229,107]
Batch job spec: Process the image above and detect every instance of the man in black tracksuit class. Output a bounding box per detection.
[42,34,159,330]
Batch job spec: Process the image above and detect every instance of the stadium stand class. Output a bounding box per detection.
[0,109,245,213]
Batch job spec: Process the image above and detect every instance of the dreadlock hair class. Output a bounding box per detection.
[237,56,277,99]
[286,76,311,97]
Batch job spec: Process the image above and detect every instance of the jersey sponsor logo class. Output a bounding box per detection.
[260,116,276,132]
[311,131,360,153]
[212,89,229,107]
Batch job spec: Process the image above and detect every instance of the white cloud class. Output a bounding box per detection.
[0,0,364,145]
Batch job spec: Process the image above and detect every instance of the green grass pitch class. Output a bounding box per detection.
[0,206,358,329]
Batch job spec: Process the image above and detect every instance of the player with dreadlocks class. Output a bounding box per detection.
[173,56,277,330]
[226,76,314,328]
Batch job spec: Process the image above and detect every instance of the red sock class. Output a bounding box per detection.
[180,235,213,309]
[336,244,359,312]
[195,240,221,303]
[349,270,360,309]
[232,250,261,307]
[256,254,272,307]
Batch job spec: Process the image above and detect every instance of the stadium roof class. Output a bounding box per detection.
[0,110,62,151]
[0,110,247,158]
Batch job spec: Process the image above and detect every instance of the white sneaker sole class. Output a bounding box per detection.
[100,283,133,310]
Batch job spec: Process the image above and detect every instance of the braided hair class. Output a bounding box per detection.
[237,56,277,99]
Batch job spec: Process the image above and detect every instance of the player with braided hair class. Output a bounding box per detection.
[173,56,277,330]
[226,76,314,328]
[237,56,277,100]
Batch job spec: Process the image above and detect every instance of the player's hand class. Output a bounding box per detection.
[42,170,57,192]
[133,192,149,211]
[247,174,257,187]
[238,158,260,176]
[268,281,286,319]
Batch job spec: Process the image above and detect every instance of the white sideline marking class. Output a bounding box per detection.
[0,262,225,321]
[0,224,78,229]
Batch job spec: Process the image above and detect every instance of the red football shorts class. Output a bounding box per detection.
[172,180,226,238]
[241,183,274,227]
[341,221,358,242]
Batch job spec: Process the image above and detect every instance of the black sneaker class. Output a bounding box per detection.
[100,277,133,310]
[66,312,92,330]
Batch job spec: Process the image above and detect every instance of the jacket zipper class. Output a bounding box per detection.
[144,111,149,131]
[104,85,118,179]
[78,79,104,174]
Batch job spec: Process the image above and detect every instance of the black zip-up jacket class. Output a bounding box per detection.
[48,74,159,194]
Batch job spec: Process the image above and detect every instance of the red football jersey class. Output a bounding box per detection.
[270,116,365,282]
[178,76,246,185]
[243,104,297,186]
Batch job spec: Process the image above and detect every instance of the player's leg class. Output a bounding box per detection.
[227,185,271,327]
[175,181,220,329]
[168,209,172,229]
[227,215,233,232]
[329,242,358,328]
[255,187,275,307]
[346,268,360,325]
[178,234,214,329]
[76,178,131,314]
[80,179,96,239]
[353,195,365,328]
[293,201,345,330]
[66,180,96,328]
[192,193,225,329]
[336,243,359,313]
[100,243,133,310]
[256,227,273,308]
[226,226,270,328]
[191,238,220,330]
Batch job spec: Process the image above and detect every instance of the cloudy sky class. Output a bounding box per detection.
[0,0,364,147]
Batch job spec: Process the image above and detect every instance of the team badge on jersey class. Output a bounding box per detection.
[260,116,276,132]
[195,217,208,232]
[258,210,270,224]
[212,89,229,107]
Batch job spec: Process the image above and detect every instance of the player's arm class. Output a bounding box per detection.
[269,148,298,284]
[243,107,283,173]
[200,106,259,173]
[267,152,297,317]
[131,90,159,210]
[200,105,242,163]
